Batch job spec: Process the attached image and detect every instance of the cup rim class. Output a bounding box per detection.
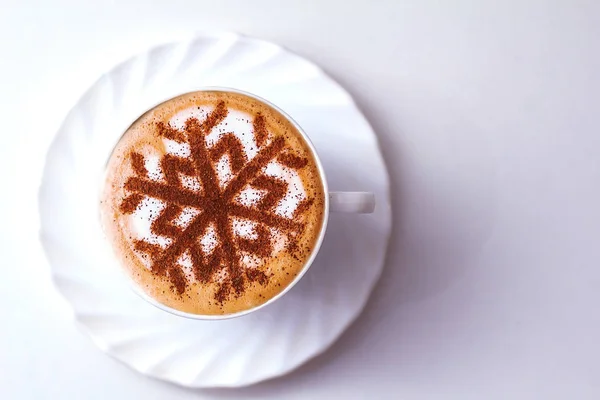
[121,86,330,320]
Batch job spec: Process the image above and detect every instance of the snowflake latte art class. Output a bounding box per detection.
[101,91,325,315]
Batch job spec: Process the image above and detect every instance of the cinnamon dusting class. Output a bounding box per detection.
[118,100,314,303]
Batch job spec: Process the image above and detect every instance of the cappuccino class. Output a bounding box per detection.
[101,90,325,315]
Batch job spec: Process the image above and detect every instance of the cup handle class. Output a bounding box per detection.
[329,192,375,214]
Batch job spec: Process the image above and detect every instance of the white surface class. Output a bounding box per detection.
[1,0,600,398]
[38,33,390,387]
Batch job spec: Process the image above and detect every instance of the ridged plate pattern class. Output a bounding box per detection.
[38,32,391,388]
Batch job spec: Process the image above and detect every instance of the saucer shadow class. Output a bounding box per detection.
[187,80,498,396]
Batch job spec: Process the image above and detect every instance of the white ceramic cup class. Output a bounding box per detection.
[127,87,375,319]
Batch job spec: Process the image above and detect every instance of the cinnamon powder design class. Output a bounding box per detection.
[118,101,312,302]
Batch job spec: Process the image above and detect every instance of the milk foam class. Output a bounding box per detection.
[102,90,326,315]
[128,105,307,275]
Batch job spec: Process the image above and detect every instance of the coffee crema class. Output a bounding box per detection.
[101,90,325,315]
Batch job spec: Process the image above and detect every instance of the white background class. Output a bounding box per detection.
[2,0,599,398]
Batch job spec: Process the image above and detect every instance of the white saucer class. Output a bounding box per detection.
[38,32,392,388]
